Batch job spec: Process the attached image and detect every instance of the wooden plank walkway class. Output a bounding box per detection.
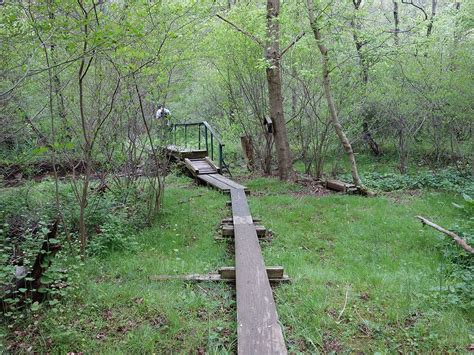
[173,148,286,354]
[166,145,208,160]
[198,173,247,192]
[231,188,287,354]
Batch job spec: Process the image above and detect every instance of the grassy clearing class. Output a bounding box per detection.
[2,175,472,353]
[250,189,471,352]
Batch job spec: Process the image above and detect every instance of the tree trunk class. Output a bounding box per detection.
[266,0,293,180]
[426,0,437,37]
[307,0,364,188]
[397,118,408,174]
[350,0,382,157]
[393,1,400,46]
[240,134,255,171]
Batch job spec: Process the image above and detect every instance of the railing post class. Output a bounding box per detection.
[210,133,214,161]
[205,125,208,154]
[184,125,187,148]
[198,124,201,150]
[219,144,223,169]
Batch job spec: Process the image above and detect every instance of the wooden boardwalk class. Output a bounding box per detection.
[169,149,287,354]
[231,188,287,354]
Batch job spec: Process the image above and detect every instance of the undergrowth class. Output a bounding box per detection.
[341,167,473,194]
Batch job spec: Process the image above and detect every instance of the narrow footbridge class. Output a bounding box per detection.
[166,122,287,354]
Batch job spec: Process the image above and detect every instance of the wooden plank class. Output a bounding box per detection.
[215,235,273,242]
[197,169,218,175]
[219,266,284,279]
[222,217,261,223]
[205,174,236,189]
[197,174,231,192]
[212,174,247,190]
[325,179,355,193]
[184,158,199,175]
[166,145,208,160]
[149,274,222,282]
[230,188,287,354]
[221,224,266,237]
[149,273,290,284]
[204,157,221,173]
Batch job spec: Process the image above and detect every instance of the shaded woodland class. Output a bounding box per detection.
[0,0,473,353]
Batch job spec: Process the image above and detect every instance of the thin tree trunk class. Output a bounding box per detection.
[307,0,364,188]
[266,0,293,180]
[426,0,437,37]
[77,0,92,258]
[393,1,400,46]
[398,118,408,174]
[350,0,382,156]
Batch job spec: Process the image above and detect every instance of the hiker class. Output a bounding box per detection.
[155,104,171,120]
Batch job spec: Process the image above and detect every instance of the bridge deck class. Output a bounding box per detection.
[166,145,208,160]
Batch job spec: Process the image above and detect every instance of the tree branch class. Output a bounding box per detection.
[417,216,474,254]
[401,0,428,21]
[216,14,263,47]
[280,31,305,57]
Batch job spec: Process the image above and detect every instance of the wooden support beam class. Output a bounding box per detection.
[221,224,266,237]
[184,158,199,176]
[222,217,261,223]
[219,266,284,279]
[149,272,290,284]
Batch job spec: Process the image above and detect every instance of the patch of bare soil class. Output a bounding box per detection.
[322,332,344,352]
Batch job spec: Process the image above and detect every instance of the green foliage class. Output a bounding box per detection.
[344,168,474,194]
[433,194,474,310]
[87,213,138,257]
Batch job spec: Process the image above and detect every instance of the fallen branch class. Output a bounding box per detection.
[416,216,474,254]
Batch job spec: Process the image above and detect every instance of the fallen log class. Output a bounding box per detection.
[416,216,474,254]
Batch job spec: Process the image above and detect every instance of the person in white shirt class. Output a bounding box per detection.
[155,104,171,120]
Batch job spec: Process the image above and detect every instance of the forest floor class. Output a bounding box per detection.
[2,173,472,353]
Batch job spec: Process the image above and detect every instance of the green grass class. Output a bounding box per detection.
[2,176,472,353]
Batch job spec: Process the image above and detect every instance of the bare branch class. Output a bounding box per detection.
[216,14,263,47]
[417,216,474,254]
[401,0,428,21]
[281,31,305,57]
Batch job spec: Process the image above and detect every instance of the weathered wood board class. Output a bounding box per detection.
[231,188,287,354]
[166,145,208,160]
[221,224,266,237]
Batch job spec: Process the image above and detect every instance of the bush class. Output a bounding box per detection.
[433,194,474,311]
[87,213,138,257]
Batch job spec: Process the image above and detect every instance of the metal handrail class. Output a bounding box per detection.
[171,121,228,172]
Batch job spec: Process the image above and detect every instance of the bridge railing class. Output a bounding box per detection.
[171,121,226,170]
